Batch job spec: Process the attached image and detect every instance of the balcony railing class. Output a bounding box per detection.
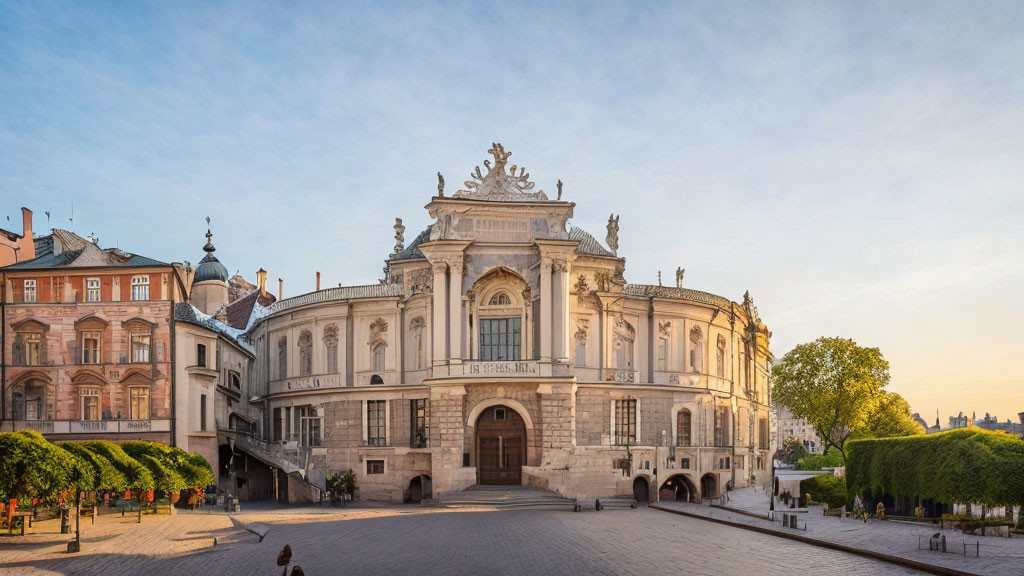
[10,419,171,434]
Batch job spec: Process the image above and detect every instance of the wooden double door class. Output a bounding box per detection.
[476,405,526,485]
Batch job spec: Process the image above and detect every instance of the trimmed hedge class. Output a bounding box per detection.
[847,428,1024,507]
[0,432,214,503]
[800,474,847,509]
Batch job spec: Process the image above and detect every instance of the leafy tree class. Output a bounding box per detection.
[81,441,154,492]
[801,474,847,508]
[795,447,845,471]
[61,443,128,492]
[120,441,213,490]
[772,337,890,464]
[854,391,924,439]
[777,438,809,465]
[0,431,87,503]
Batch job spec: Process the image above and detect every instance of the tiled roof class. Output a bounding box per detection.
[569,226,615,257]
[3,229,168,270]
[225,289,276,330]
[390,225,432,261]
[264,284,403,316]
[623,284,733,309]
[174,302,253,353]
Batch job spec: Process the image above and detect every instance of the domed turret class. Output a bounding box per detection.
[194,228,228,283]
[191,219,229,315]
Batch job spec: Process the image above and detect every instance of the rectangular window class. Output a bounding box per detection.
[680,457,690,470]
[273,407,283,441]
[197,343,207,368]
[366,460,384,474]
[614,399,637,446]
[129,388,150,420]
[24,333,42,366]
[131,333,151,363]
[131,275,149,301]
[410,399,429,448]
[82,332,101,364]
[24,279,37,303]
[367,400,387,446]
[86,278,101,302]
[758,418,769,450]
[479,317,521,361]
[200,394,208,431]
[81,389,100,421]
[714,406,730,447]
[677,410,692,447]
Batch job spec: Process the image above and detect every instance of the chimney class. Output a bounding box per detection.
[278,278,283,300]
[21,207,33,236]
[316,271,321,291]
[1019,412,1023,425]
[256,268,268,297]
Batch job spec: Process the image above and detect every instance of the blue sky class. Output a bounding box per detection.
[2,1,1022,422]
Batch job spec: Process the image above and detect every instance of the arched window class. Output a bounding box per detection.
[277,336,287,379]
[488,292,511,306]
[372,343,386,371]
[298,330,313,376]
[677,409,692,447]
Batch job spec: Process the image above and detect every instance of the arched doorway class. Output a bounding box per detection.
[476,405,526,485]
[659,475,696,502]
[407,474,432,503]
[633,476,650,503]
[700,474,718,501]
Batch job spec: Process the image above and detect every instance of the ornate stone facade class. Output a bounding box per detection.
[246,144,774,504]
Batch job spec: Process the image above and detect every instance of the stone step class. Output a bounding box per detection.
[433,485,576,510]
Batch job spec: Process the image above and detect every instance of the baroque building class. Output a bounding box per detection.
[242,144,774,504]
[1,229,179,441]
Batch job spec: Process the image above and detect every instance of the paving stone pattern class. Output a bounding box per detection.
[658,486,1024,576]
[2,504,927,575]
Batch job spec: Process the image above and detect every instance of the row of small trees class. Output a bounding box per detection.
[0,430,214,505]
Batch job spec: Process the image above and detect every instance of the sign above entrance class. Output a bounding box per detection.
[463,361,538,376]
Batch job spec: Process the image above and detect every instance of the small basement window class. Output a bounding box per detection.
[367,460,384,474]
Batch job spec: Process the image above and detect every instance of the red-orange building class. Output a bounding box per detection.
[1,229,183,441]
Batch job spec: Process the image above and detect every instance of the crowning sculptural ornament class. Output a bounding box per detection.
[393,218,405,256]
[676,267,685,288]
[606,213,620,254]
[454,143,549,201]
[557,179,563,200]
[437,172,445,197]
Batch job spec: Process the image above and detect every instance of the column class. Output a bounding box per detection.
[431,262,448,366]
[553,259,570,361]
[539,257,553,362]
[449,260,463,363]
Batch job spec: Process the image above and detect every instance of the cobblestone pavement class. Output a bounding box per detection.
[655,486,1024,576]
[1,503,928,576]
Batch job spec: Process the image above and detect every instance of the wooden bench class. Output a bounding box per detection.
[6,511,32,536]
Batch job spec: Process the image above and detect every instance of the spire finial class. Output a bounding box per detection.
[203,216,215,253]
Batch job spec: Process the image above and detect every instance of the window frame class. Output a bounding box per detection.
[130,275,150,301]
[613,398,638,446]
[366,460,385,474]
[24,333,42,366]
[80,387,100,421]
[410,398,429,448]
[81,331,102,364]
[479,317,521,361]
[128,386,150,420]
[86,277,101,302]
[366,400,387,447]
[130,332,151,363]
[197,343,207,368]
[23,279,37,303]
[677,409,692,447]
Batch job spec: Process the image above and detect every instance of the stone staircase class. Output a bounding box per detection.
[232,434,325,502]
[432,485,578,511]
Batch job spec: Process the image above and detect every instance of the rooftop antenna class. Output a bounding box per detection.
[45,211,51,225]
[69,201,74,230]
